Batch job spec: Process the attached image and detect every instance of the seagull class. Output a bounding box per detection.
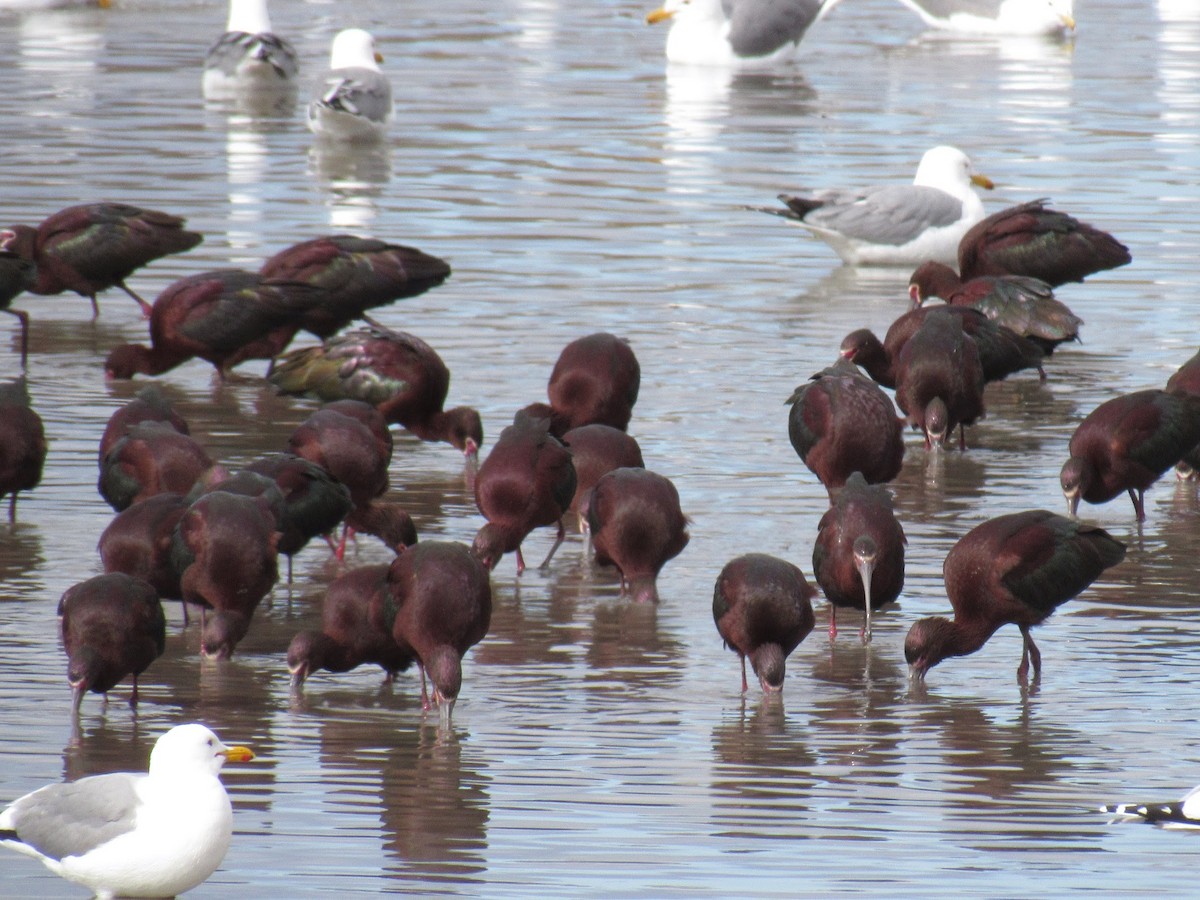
[0,723,254,899]
[645,0,845,67]
[759,145,994,266]
[894,0,1075,37]
[202,0,299,98]
[307,28,393,142]
[1102,784,1200,829]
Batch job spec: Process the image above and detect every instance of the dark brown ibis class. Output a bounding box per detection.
[560,423,645,531]
[0,228,35,368]
[712,553,816,693]
[98,421,223,512]
[519,332,641,437]
[268,325,482,460]
[98,493,189,604]
[893,308,986,450]
[1166,348,1200,479]
[587,467,689,603]
[904,510,1125,681]
[98,385,190,464]
[0,378,46,522]
[786,358,905,496]
[1060,389,1200,521]
[57,573,166,711]
[3,203,203,316]
[812,472,906,642]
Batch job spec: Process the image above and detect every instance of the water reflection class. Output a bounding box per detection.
[308,142,392,232]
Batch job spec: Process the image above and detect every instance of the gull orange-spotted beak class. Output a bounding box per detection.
[222,745,255,764]
[971,173,995,190]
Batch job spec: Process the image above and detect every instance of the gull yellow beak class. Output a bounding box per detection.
[646,7,674,24]
[971,173,995,190]
[374,51,385,64]
[222,745,256,764]
[1061,15,1076,30]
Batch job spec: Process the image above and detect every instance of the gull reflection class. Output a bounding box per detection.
[308,142,392,232]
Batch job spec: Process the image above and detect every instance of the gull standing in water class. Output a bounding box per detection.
[202,0,298,99]
[308,28,393,142]
[893,0,1075,37]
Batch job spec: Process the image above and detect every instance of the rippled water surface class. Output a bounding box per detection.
[2,0,1200,895]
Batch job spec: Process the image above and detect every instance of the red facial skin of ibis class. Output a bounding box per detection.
[173,491,280,660]
[98,385,190,464]
[519,333,641,437]
[904,510,1125,682]
[57,572,166,711]
[386,541,492,710]
[0,228,35,368]
[98,422,222,512]
[471,417,577,574]
[98,493,189,602]
[1166,349,1200,478]
[258,234,451,339]
[103,269,304,381]
[894,308,986,450]
[587,467,689,604]
[0,378,46,523]
[4,202,203,316]
[712,553,816,694]
[1060,389,1200,521]
[287,563,415,687]
[786,358,905,496]
[812,472,906,643]
[268,325,482,459]
[908,260,1082,356]
[560,423,645,530]
[957,199,1131,287]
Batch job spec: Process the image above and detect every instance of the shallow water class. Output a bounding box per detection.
[1,0,1199,895]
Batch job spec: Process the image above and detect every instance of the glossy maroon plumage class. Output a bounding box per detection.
[1165,349,1200,478]
[98,493,189,603]
[98,421,223,512]
[98,385,190,463]
[386,541,492,709]
[287,563,415,687]
[587,467,689,603]
[1060,389,1200,521]
[268,325,483,459]
[561,423,645,530]
[471,417,577,574]
[0,378,46,522]
[173,490,279,659]
[908,260,1082,355]
[104,269,305,380]
[904,510,1125,681]
[812,472,906,642]
[4,202,203,316]
[258,234,451,338]
[957,200,1131,287]
[521,333,641,437]
[0,228,35,368]
[894,308,986,450]
[786,358,905,496]
[712,553,816,693]
[57,572,166,711]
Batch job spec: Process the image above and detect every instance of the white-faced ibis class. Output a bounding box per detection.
[786,358,905,496]
[588,467,689,603]
[268,325,482,460]
[645,0,839,67]
[98,422,222,512]
[471,417,577,574]
[1060,389,1200,521]
[520,332,641,437]
[957,199,1131,286]
[0,378,46,522]
[287,563,415,687]
[761,146,993,266]
[893,308,986,450]
[561,423,645,531]
[57,572,165,711]
[1102,784,1200,828]
[307,29,392,142]
[894,0,1074,35]
[908,260,1082,355]
[98,385,190,463]
[812,472,906,642]
[712,553,816,693]
[202,0,298,99]
[172,491,279,659]
[104,269,306,381]
[1166,349,1200,479]
[99,493,189,604]
[0,724,253,900]
[0,228,35,368]
[386,541,492,710]
[259,235,450,338]
[3,203,203,316]
[841,304,1044,391]
[904,510,1125,681]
